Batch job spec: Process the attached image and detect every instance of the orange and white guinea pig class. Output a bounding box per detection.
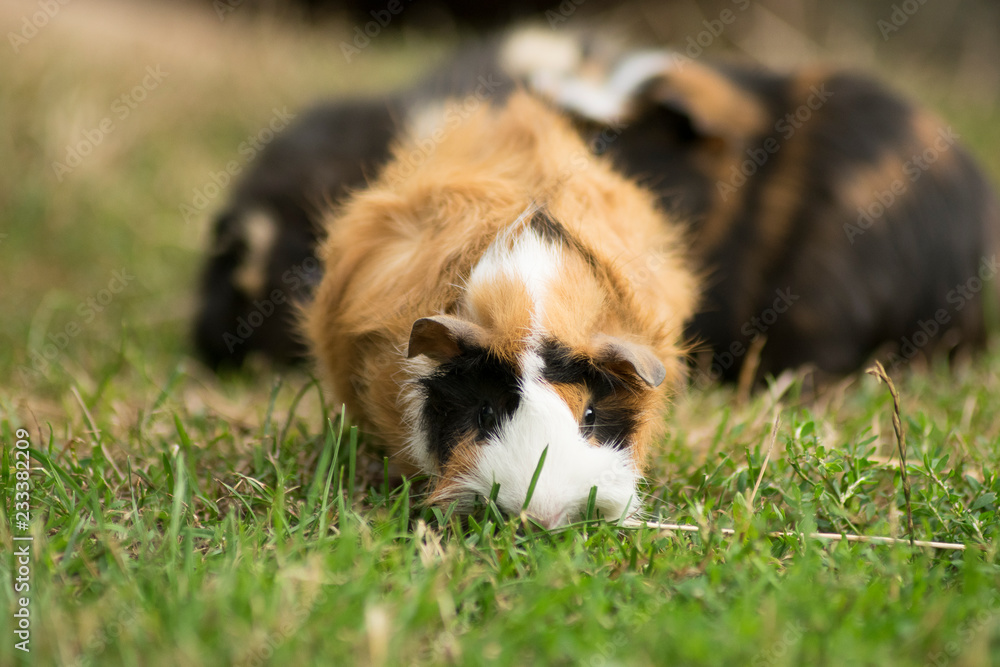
[305,91,697,527]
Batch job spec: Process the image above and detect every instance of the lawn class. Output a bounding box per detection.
[2,1,999,665]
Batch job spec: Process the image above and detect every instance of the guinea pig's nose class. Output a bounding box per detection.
[525,508,569,530]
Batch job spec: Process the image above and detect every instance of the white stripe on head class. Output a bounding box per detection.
[465,207,561,329]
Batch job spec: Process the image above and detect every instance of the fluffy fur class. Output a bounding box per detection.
[305,92,696,525]
[548,54,1000,380]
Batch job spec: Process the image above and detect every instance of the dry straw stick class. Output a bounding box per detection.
[623,520,968,551]
[866,361,915,548]
[748,414,780,508]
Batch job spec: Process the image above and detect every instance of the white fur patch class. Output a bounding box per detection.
[531,50,681,123]
[407,100,449,142]
[465,218,562,329]
[500,27,583,81]
[399,355,439,474]
[462,371,639,527]
[232,209,278,298]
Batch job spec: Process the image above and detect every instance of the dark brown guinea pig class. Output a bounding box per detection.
[192,99,399,369]
[536,51,1000,381]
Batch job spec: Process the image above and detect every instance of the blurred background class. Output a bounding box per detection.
[2,0,999,417]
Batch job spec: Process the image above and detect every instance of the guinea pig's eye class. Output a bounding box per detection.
[477,402,498,435]
[582,404,597,436]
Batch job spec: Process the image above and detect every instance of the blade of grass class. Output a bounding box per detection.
[585,485,598,522]
[348,425,358,504]
[278,377,321,451]
[521,445,548,512]
[168,451,187,562]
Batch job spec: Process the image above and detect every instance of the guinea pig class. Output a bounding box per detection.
[193,99,400,369]
[304,91,697,526]
[534,51,1000,381]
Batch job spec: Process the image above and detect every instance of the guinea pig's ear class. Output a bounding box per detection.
[640,59,768,142]
[537,50,767,144]
[407,315,487,362]
[594,336,666,388]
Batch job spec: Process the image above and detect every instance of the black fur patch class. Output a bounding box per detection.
[539,341,642,450]
[526,208,635,312]
[526,207,604,272]
[418,349,522,465]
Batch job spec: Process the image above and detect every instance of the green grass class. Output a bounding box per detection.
[2,3,1000,666]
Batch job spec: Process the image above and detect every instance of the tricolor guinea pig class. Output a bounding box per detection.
[535,51,1000,380]
[304,92,696,526]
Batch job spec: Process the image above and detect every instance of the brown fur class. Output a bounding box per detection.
[426,434,481,506]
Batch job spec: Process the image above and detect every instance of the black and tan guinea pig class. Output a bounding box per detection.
[533,49,1000,381]
[304,92,697,526]
[192,99,400,368]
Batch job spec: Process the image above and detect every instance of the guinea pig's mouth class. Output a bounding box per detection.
[427,461,643,530]
[430,492,639,531]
